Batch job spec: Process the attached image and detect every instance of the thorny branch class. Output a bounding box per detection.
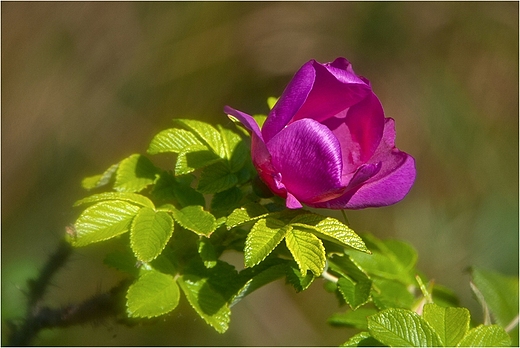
[7,239,130,346]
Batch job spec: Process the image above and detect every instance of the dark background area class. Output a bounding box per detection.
[2,2,518,345]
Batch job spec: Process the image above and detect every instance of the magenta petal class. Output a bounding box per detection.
[262,61,315,142]
[290,60,372,124]
[224,105,263,140]
[266,119,345,204]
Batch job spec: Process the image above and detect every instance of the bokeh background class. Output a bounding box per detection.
[2,2,518,346]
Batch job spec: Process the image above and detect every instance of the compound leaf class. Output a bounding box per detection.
[130,207,174,262]
[126,269,180,318]
[73,201,141,247]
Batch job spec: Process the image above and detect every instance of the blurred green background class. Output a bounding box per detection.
[2,2,518,346]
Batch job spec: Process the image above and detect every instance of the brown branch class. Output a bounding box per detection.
[7,239,131,346]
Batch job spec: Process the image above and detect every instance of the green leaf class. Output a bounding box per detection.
[197,161,238,194]
[244,218,288,268]
[371,278,415,310]
[73,201,141,247]
[147,128,203,154]
[368,308,443,347]
[422,303,470,346]
[151,172,205,207]
[285,264,315,292]
[226,203,270,229]
[290,214,369,253]
[114,154,159,192]
[457,325,511,347]
[81,163,119,190]
[198,238,218,268]
[74,192,155,209]
[231,260,288,307]
[328,254,370,282]
[126,269,180,318]
[130,207,174,262]
[210,187,244,216]
[218,125,248,172]
[174,119,226,158]
[267,96,279,110]
[328,308,379,330]
[337,276,372,310]
[341,331,384,347]
[170,205,217,236]
[285,226,326,277]
[104,249,139,276]
[177,275,230,333]
[348,237,417,285]
[175,145,221,175]
[471,267,519,328]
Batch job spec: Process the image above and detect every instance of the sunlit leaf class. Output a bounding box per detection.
[147,128,203,154]
[457,324,511,347]
[285,226,326,277]
[174,119,226,158]
[244,217,288,268]
[290,214,369,253]
[74,192,155,209]
[114,154,159,192]
[226,203,270,229]
[218,125,248,173]
[422,303,470,346]
[126,269,180,318]
[170,205,217,236]
[368,308,443,347]
[81,163,119,190]
[174,145,221,175]
[130,207,174,262]
[337,276,372,310]
[341,331,384,347]
[285,263,315,292]
[198,237,217,268]
[177,275,230,333]
[73,201,141,247]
